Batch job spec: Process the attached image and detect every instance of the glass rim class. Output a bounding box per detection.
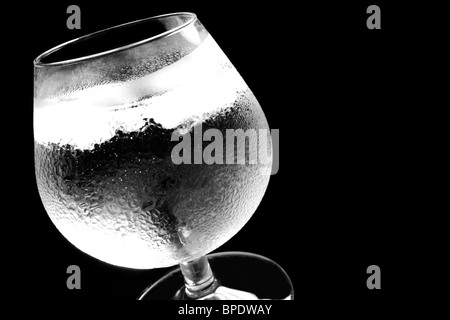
[138,251,294,300]
[34,12,197,68]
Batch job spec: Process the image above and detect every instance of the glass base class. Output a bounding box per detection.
[138,251,294,300]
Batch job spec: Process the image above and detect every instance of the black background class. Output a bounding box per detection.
[7,0,440,314]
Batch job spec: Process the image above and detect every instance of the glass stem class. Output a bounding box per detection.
[179,255,218,299]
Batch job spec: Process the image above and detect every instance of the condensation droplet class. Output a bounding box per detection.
[177,223,191,246]
[142,197,157,211]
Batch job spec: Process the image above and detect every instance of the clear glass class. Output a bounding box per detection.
[34,12,292,299]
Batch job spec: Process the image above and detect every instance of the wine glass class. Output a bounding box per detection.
[34,12,293,300]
